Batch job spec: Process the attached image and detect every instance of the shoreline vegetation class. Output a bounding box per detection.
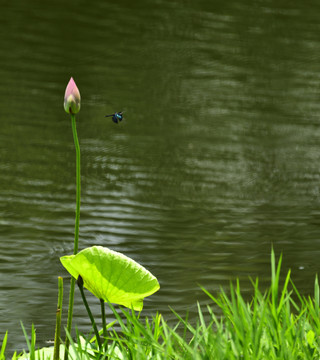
[3,250,320,359]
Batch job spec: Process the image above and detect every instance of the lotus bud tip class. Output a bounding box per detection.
[64,77,81,114]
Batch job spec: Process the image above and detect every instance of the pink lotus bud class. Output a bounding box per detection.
[64,77,81,114]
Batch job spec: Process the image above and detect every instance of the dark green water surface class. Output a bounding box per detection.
[1,0,320,352]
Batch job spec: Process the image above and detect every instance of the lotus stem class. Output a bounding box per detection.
[100,298,108,353]
[53,277,63,360]
[64,113,81,360]
[77,276,102,351]
[71,113,81,255]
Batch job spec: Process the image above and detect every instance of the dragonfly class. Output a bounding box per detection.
[105,111,123,124]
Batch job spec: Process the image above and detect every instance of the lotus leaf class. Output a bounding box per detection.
[60,246,160,311]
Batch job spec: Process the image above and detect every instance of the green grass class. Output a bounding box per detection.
[3,250,320,359]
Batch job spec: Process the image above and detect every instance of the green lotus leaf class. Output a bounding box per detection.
[60,246,160,311]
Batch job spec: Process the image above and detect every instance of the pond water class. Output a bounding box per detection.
[1,0,320,353]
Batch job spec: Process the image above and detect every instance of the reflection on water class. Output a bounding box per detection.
[1,0,320,353]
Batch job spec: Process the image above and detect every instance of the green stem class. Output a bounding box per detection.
[53,277,63,360]
[100,298,108,353]
[77,276,102,351]
[71,113,81,255]
[64,113,81,360]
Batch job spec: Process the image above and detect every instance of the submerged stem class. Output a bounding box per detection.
[64,113,81,360]
[77,276,102,351]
